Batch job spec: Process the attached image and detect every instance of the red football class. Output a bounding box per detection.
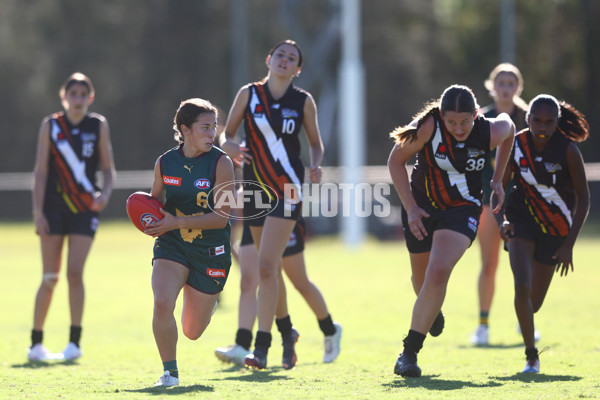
[126,191,165,235]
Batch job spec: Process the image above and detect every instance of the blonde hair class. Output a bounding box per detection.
[484,63,527,110]
[59,72,94,99]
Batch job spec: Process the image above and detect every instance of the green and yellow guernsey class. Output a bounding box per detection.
[156,145,231,262]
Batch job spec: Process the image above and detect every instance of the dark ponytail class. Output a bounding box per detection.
[527,95,589,143]
[557,102,589,142]
[390,84,478,144]
[390,101,438,144]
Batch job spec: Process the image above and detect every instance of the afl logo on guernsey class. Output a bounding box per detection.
[163,176,182,186]
[194,179,211,189]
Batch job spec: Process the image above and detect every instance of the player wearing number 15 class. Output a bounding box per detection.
[387,85,515,377]
[144,98,235,387]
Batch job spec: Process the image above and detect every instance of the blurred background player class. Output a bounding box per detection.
[498,95,590,373]
[471,63,528,346]
[29,72,115,362]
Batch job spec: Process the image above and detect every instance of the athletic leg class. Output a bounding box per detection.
[33,234,64,330]
[409,252,430,295]
[65,234,94,327]
[476,206,501,317]
[238,244,259,330]
[181,284,220,340]
[282,252,329,319]
[530,260,555,313]
[252,218,296,334]
[410,230,470,334]
[151,259,187,362]
[508,237,537,349]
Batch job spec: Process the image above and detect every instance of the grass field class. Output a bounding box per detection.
[1,220,599,399]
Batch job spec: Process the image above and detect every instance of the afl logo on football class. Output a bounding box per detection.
[194,179,211,189]
[140,213,160,228]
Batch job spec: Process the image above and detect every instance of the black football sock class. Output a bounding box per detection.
[318,314,337,336]
[31,329,43,348]
[235,328,252,351]
[69,325,82,347]
[276,315,293,337]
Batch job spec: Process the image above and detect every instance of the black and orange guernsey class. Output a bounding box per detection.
[410,112,491,212]
[242,81,307,201]
[45,112,102,213]
[506,130,574,237]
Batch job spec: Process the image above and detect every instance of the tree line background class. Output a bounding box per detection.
[1,0,598,222]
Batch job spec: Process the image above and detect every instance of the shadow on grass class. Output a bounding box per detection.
[123,384,214,395]
[456,342,523,350]
[493,373,582,383]
[11,359,80,369]
[216,368,294,383]
[385,375,503,390]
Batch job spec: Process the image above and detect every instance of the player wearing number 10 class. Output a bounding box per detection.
[220,39,327,369]
[144,98,235,387]
[387,85,515,377]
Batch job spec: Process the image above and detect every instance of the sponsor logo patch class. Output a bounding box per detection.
[207,268,226,278]
[194,179,211,189]
[519,157,529,172]
[544,162,562,174]
[468,216,478,232]
[435,143,447,159]
[287,232,297,248]
[281,108,299,118]
[81,133,96,142]
[467,148,485,158]
[163,176,182,186]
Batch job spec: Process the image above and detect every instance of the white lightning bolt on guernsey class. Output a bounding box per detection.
[513,143,572,227]
[51,119,95,193]
[249,87,302,200]
[431,125,480,206]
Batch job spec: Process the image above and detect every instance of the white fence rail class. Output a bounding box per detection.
[2,164,600,191]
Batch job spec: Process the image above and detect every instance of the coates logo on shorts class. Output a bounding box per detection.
[207,268,226,278]
[207,180,279,220]
[140,213,161,228]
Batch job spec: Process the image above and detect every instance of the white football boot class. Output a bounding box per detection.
[214,344,251,365]
[62,342,82,361]
[470,325,489,346]
[27,344,62,361]
[323,322,342,363]
[154,370,179,387]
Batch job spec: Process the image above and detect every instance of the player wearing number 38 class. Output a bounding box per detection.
[387,85,515,377]
[145,98,235,387]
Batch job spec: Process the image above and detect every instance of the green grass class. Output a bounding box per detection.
[1,220,599,399]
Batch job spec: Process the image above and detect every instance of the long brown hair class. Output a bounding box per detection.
[390,85,479,144]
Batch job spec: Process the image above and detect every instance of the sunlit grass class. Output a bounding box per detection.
[1,220,599,399]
